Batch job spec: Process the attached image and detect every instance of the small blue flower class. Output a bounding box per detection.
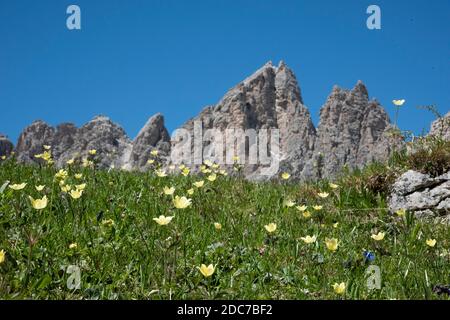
[363,250,375,262]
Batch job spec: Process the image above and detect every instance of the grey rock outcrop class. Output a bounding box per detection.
[15,120,56,163]
[429,111,450,140]
[171,61,317,180]
[389,170,450,221]
[314,81,403,178]
[126,113,171,170]
[0,134,13,156]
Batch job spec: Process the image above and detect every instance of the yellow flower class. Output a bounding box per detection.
[396,209,406,217]
[371,232,385,241]
[29,195,48,210]
[198,264,215,277]
[69,243,78,249]
[212,163,220,169]
[163,186,175,195]
[43,145,51,150]
[194,180,204,188]
[281,172,290,180]
[88,149,97,155]
[329,183,339,189]
[102,219,115,227]
[66,158,75,165]
[181,167,190,176]
[75,183,86,191]
[1,155,6,160]
[169,164,176,170]
[392,99,405,106]
[232,155,240,162]
[55,169,68,180]
[187,188,194,195]
[74,173,83,179]
[151,149,159,156]
[69,189,83,199]
[332,282,346,295]
[219,169,228,176]
[82,158,94,168]
[35,185,45,191]
[296,205,308,212]
[61,184,72,193]
[313,205,323,211]
[333,222,339,228]
[173,196,192,209]
[426,239,437,247]
[207,173,217,182]
[9,183,27,190]
[264,223,277,233]
[179,164,186,170]
[318,192,329,198]
[214,222,222,230]
[300,235,317,244]
[283,199,295,208]
[147,159,155,165]
[204,159,213,167]
[153,215,174,226]
[325,238,339,252]
[0,249,5,264]
[155,169,167,177]
[302,211,312,218]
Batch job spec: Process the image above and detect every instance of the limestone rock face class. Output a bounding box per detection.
[15,120,56,163]
[389,170,450,221]
[171,61,317,180]
[126,113,171,170]
[315,81,402,178]
[429,111,450,140]
[0,134,13,156]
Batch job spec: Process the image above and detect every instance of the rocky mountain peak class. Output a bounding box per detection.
[0,134,13,157]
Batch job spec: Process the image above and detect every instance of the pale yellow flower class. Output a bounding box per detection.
[69,189,83,199]
[55,169,68,180]
[61,184,72,193]
[333,222,339,228]
[1,155,6,160]
[35,185,45,191]
[155,169,167,177]
[219,169,228,176]
[9,183,27,191]
[187,188,194,195]
[74,173,83,179]
[151,149,159,156]
[204,159,213,167]
[300,235,317,244]
[318,192,329,198]
[296,205,308,212]
[163,186,175,195]
[264,223,277,233]
[66,158,75,165]
[179,164,186,170]
[283,199,296,208]
[198,264,215,277]
[214,222,222,230]
[173,196,192,209]
[43,145,51,150]
[75,183,86,191]
[69,243,78,249]
[371,232,385,241]
[313,205,323,211]
[88,149,97,155]
[102,219,115,227]
[281,172,290,180]
[325,238,339,252]
[332,282,346,295]
[207,173,217,182]
[329,183,339,189]
[212,163,220,169]
[147,159,155,165]
[194,180,205,188]
[396,209,406,217]
[29,195,48,210]
[392,99,405,106]
[153,215,174,226]
[302,211,312,218]
[232,155,240,162]
[426,239,437,247]
[0,249,5,264]
[181,167,190,176]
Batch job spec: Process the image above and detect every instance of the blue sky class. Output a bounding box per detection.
[0,0,449,143]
